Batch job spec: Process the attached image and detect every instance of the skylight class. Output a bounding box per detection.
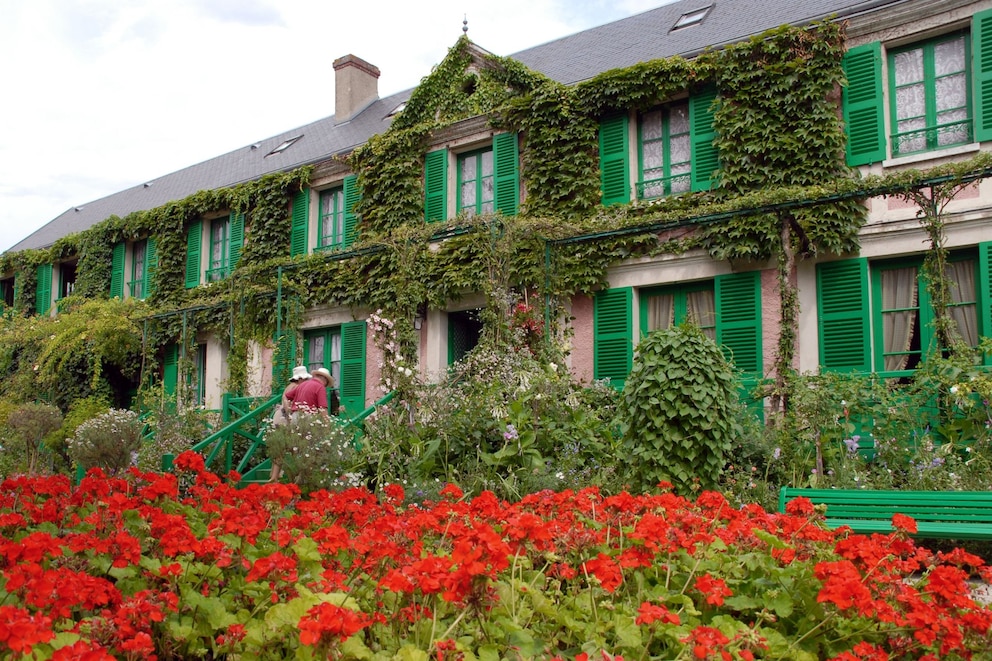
[387,102,406,117]
[266,135,303,157]
[672,5,712,30]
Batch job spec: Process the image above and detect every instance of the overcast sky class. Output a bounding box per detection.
[0,0,669,254]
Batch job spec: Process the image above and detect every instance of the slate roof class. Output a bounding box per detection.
[6,0,899,254]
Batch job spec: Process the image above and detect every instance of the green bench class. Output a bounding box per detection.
[778,488,992,540]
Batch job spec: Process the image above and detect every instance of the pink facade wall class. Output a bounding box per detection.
[887,181,979,210]
[365,327,384,405]
[760,268,784,377]
[570,295,595,383]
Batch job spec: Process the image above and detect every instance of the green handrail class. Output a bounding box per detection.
[190,392,282,474]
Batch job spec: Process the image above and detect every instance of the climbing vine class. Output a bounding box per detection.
[2,20,991,411]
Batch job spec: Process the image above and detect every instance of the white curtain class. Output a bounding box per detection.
[646,294,674,332]
[946,260,978,347]
[686,290,716,340]
[881,267,918,371]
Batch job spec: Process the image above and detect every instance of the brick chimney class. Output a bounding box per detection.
[333,54,380,123]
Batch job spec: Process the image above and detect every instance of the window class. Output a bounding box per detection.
[640,282,715,339]
[305,327,342,405]
[594,273,761,390]
[318,187,346,251]
[599,89,717,206]
[871,256,978,374]
[130,240,147,299]
[0,277,14,307]
[424,132,519,222]
[457,148,494,217]
[842,10,992,166]
[448,309,482,365]
[207,216,230,282]
[672,5,711,30]
[303,321,367,415]
[638,101,692,199]
[817,249,987,376]
[58,261,77,300]
[190,344,207,407]
[889,32,971,156]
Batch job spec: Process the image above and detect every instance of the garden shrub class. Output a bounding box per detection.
[264,412,361,493]
[618,324,741,495]
[68,408,143,476]
[5,402,63,475]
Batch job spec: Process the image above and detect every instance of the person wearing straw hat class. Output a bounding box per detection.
[286,366,333,417]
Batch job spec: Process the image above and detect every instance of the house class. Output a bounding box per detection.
[2,0,990,419]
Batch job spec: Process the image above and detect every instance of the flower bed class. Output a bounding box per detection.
[1,451,990,659]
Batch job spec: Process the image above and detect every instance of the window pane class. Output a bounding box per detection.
[308,335,325,373]
[461,181,476,213]
[460,154,477,180]
[645,294,674,332]
[934,37,965,76]
[669,103,689,135]
[481,150,494,178]
[880,266,919,372]
[946,260,978,346]
[642,110,663,141]
[894,48,924,86]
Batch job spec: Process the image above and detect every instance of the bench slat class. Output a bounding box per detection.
[778,488,992,540]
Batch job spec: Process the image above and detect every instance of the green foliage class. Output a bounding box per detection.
[68,408,144,476]
[5,402,64,475]
[618,324,742,494]
[361,345,622,502]
[264,414,361,494]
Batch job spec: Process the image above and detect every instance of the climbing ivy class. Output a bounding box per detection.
[2,20,991,411]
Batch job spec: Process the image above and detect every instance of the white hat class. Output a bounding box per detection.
[290,365,311,381]
[312,367,333,385]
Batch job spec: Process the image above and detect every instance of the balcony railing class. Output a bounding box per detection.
[127,279,144,299]
[891,118,972,157]
[205,263,230,282]
[636,172,691,200]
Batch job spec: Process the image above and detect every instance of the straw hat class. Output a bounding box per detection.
[290,365,311,382]
[312,367,333,385]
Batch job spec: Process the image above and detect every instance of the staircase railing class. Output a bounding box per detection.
[162,389,398,485]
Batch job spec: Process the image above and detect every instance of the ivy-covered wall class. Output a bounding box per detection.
[2,21,991,410]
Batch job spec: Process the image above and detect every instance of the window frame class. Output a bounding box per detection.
[317,185,346,252]
[638,280,716,339]
[887,29,972,157]
[207,216,231,282]
[637,100,692,200]
[129,239,147,299]
[869,251,979,377]
[303,326,343,405]
[456,146,495,217]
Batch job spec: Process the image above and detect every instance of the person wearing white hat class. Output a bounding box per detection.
[286,366,334,416]
[268,365,312,481]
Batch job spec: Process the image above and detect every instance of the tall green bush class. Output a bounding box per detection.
[618,324,741,494]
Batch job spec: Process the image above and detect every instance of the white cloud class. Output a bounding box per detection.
[0,0,672,253]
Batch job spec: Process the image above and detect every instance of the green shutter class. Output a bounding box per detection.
[842,42,885,166]
[817,258,871,372]
[493,132,519,216]
[185,219,202,288]
[594,288,632,389]
[271,331,296,390]
[424,149,447,222]
[109,242,125,299]
[144,237,158,296]
[163,343,178,396]
[35,263,52,315]
[339,321,367,415]
[599,115,630,206]
[230,212,245,269]
[689,87,719,191]
[290,189,309,257]
[715,271,762,376]
[973,9,992,142]
[980,241,992,365]
[343,175,360,248]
